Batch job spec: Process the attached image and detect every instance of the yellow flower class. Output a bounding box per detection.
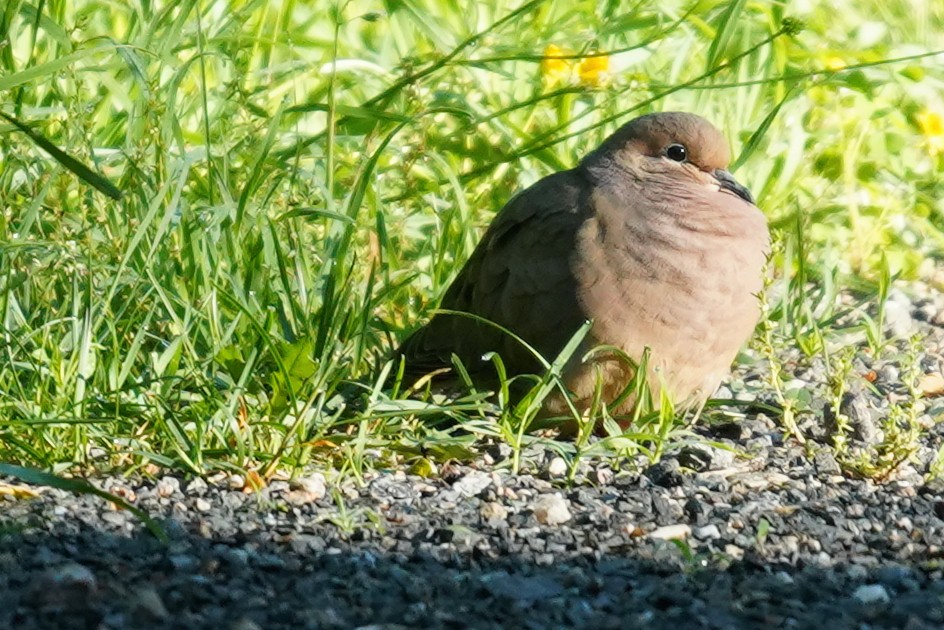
[541,44,572,85]
[577,53,610,86]
[917,109,944,156]
[824,56,846,71]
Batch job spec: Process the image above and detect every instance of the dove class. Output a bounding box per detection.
[396,111,769,418]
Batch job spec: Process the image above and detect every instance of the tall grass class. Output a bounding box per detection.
[0,0,941,477]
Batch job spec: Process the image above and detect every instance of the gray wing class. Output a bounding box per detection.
[397,169,593,381]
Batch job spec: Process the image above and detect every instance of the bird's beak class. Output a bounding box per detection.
[713,169,754,205]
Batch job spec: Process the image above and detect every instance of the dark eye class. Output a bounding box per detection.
[666,144,687,162]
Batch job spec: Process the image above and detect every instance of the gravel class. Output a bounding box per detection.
[4,283,944,629]
[5,424,944,630]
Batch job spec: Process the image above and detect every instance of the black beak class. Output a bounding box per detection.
[714,169,754,205]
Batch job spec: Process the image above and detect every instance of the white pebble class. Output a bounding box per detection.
[546,457,567,478]
[292,473,327,499]
[647,524,691,540]
[532,493,572,526]
[693,524,720,540]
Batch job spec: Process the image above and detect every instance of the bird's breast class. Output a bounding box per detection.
[571,188,768,400]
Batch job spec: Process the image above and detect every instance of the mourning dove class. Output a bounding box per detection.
[397,112,769,417]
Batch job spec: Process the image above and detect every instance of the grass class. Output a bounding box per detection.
[0,0,943,483]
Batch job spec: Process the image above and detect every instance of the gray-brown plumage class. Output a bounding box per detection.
[397,112,770,416]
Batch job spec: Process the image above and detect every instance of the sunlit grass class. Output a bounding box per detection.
[0,0,942,481]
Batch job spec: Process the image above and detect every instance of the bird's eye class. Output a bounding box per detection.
[666,144,688,162]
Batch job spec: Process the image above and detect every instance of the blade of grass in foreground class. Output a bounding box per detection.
[0,463,168,543]
[0,111,122,200]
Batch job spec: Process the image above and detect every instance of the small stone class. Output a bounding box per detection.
[131,586,169,620]
[481,501,508,525]
[773,571,794,585]
[169,554,198,572]
[187,477,208,494]
[841,393,880,443]
[884,290,915,337]
[487,443,513,464]
[724,545,745,560]
[918,373,944,397]
[155,477,180,497]
[846,564,869,581]
[546,456,567,478]
[693,524,720,540]
[683,498,706,524]
[268,480,291,494]
[195,497,212,512]
[101,511,129,527]
[224,548,250,567]
[735,471,791,490]
[878,365,900,385]
[591,467,614,485]
[109,484,136,502]
[532,493,572,526]
[814,450,842,475]
[678,446,713,472]
[780,535,800,556]
[647,524,691,540]
[31,562,97,609]
[646,460,684,488]
[453,471,492,497]
[285,473,327,505]
[853,584,891,606]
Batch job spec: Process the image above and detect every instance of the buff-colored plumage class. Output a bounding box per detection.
[397,112,769,416]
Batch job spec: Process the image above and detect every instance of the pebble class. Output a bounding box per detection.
[853,584,891,605]
[131,586,169,621]
[885,290,916,338]
[155,477,180,498]
[453,471,492,497]
[480,501,508,525]
[284,473,327,505]
[693,524,721,540]
[648,524,691,540]
[532,493,572,526]
[546,457,568,478]
[591,467,614,485]
[30,562,97,610]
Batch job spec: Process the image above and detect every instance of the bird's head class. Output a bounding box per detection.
[583,111,755,205]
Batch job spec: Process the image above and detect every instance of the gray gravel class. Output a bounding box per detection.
[4,284,944,629]
[4,422,944,629]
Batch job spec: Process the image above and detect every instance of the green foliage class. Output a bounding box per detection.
[0,0,942,478]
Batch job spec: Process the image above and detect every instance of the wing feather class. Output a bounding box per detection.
[397,169,592,380]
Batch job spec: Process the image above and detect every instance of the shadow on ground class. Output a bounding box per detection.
[2,511,943,630]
